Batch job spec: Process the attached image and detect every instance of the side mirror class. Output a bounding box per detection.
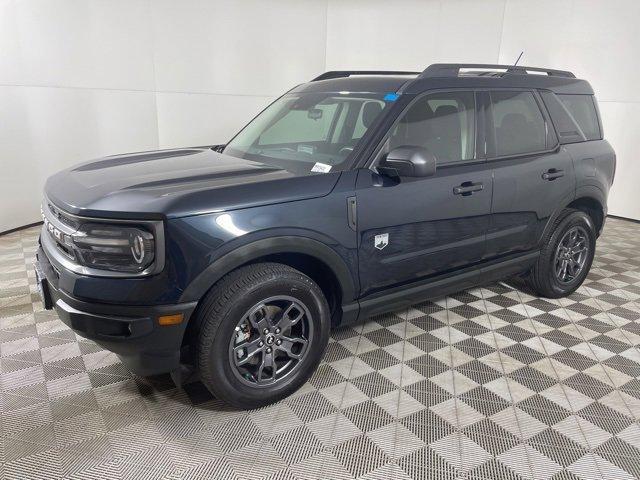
[378,146,437,178]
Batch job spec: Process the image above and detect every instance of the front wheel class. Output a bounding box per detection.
[526,209,596,298]
[196,263,330,409]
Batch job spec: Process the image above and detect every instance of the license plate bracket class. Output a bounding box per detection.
[34,262,53,310]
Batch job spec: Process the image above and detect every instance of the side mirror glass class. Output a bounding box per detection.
[378,146,437,178]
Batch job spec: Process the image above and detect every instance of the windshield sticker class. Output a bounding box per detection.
[384,92,400,102]
[311,162,332,173]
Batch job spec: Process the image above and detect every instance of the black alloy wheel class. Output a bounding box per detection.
[553,225,590,284]
[196,263,330,409]
[229,296,312,386]
[526,209,596,298]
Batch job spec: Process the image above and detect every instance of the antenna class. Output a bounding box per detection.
[513,51,524,67]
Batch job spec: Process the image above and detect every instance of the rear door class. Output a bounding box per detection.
[484,89,575,259]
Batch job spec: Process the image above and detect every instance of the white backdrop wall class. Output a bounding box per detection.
[0,0,328,232]
[325,0,640,222]
[1,0,639,232]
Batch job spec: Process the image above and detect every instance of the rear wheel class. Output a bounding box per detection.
[196,263,330,409]
[526,209,596,298]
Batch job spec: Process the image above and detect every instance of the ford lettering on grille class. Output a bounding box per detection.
[44,218,66,243]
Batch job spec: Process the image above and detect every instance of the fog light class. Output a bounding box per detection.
[158,313,183,326]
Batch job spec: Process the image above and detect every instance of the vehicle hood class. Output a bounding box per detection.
[44,148,340,219]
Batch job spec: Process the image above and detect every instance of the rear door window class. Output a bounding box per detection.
[489,91,547,157]
[558,94,601,140]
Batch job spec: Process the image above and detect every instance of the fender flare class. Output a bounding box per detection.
[574,185,606,212]
[540,186,605,242]
[179,235,357,304]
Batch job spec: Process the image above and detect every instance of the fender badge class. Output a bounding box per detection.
[374,233,389,250]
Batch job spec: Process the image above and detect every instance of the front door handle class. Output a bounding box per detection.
[453,181,484,196]
[542,168,564,181]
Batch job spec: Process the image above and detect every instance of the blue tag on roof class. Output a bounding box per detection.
[384,92,399,102]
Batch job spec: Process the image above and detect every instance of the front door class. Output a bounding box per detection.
[356,90,493,297]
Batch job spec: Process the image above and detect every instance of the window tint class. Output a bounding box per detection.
[389,91,475,163]
[490,91,547,156]
[558,94,600,140]
[539,91,586,144]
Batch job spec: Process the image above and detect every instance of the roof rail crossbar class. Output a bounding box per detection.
[419,63,575,79]
[312,70,420,82]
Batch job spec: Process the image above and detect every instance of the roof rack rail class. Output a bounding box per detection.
[419,63,576,79]
[312,70,420,82]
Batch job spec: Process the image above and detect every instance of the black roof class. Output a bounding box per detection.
[294,63,593,96]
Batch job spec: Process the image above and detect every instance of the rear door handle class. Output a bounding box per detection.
[453,181,484,196]
[542,168,564,181]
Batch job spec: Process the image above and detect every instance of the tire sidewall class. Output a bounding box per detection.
[200,270,329,407]
[546,211,596,296]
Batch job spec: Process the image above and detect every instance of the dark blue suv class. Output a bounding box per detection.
[35,64,615,408]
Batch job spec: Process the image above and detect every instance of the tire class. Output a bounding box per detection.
[196,262,330,409]
[526,209,596,298]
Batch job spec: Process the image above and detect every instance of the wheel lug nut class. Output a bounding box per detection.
[275,328,281,334]
[276,339,282,346]
[266,347,272,353]
[258,341,264,347]
[263,328,269,335]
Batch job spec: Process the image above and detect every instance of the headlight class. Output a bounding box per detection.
[71,224,156,273]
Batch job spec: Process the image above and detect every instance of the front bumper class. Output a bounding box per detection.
[36,245,197,376]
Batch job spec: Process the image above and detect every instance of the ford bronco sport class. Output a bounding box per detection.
[36,63,615,408]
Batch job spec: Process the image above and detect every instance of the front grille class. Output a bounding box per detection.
[45,225,75,261]
[42,200,77,262]
[39,197,164,278]
[55,240,75,259]
[48,202,79,229]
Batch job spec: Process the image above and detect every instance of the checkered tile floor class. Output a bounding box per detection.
[1,218,640,480]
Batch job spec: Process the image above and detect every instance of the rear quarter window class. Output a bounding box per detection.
[558,94,601,141]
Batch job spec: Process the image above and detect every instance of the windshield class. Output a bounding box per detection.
[223,92,390,173]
